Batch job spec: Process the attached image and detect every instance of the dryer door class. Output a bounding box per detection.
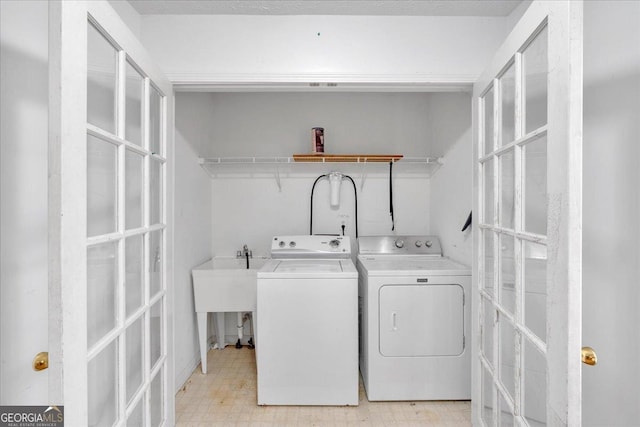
[379,284,464,357]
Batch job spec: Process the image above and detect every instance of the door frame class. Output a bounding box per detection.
[471,0,583,425]
[48,1,175,424]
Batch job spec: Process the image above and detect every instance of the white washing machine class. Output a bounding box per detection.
[256,235,359,406]
[357,235,471,401]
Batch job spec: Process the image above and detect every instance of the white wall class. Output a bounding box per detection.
[140,15,508,83]
[173,94,213,388]
[108,0,142,38]
[582,1,640,424]
[0,0,49,405]
[428,93,473,265]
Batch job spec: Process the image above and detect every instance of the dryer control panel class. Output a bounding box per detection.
[358,235,442,256]
[271,235,351,259]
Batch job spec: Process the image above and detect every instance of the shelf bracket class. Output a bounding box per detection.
[274,164,282,192]
[359,158,368,191]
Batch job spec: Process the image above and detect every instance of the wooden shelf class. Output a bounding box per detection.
[292,154,403,163]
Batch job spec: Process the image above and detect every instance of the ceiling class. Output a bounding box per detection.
[127,0,523,17]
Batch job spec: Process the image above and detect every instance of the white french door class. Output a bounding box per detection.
[472,1,582,426]
[48,1,174,425]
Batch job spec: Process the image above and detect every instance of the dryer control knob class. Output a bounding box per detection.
[289,241,296,248]
[279,241,286,248]
[394,239,405,248]
[425,240,433,248]
[415,240,423,247]
[329,239,341,248]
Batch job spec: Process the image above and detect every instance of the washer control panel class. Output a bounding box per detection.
[358,235,442,256]
[271,235,351,259]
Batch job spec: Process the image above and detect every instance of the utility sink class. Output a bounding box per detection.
[191,256,269,374]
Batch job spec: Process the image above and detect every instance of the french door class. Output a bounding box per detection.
[472,1,582,426]
[49,1,174,425]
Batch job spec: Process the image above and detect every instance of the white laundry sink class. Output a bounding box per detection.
[192,257,269,312]
[191,256,269,374]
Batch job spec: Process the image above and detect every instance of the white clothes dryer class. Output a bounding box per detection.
[256,235,359,406]
[357,235,471,401]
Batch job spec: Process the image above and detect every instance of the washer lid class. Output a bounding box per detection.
[258,259,357,279]
[357,255,470,276]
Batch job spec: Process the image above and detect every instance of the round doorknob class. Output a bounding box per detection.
[581,346,597,366]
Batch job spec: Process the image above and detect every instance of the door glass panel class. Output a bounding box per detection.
[150,299,162,369]
[483,159,494,225]
[524,338,547,426]
[524,135,547,235]
[125,150,143,230]
[87,23,117,134]
[481,365,494,426]
[524,26,548,134]
[483,230,495,297]
[87,242,117,349]
[126,316,144,403]
[125,235,144,318]
[149,85,162,155]
[482,297,495,367]
[88,340,118,427]
[500,150,515,229]
[87,135,117,237]
[500,234,515,315]
[500,318,517,401]
[150,370,164,427]
[150,159,162,225]
[127,398,144,427]
[525,241,547,342]
[499,391,515,427]
[500,62,516,145]
[483,87,495,155]
[149,230,163,297]
[125,60,143,146]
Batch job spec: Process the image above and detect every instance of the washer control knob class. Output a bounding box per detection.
[394,239,405,249]
[289,241,296,248]
[415,240,423,247]
[425,240,433,248]
[329,239,341,248]
[278,241,286,248]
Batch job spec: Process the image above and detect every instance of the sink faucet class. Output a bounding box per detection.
[237,245,252,259]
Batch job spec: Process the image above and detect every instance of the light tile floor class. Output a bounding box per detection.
[176,347,471,426]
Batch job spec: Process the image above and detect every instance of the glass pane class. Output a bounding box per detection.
[524,26,548,134]
[524,338,547,426]
[150,299,162,369]
[88,340,118,427]
[481,365,494,426]
[149,230,163,297]
[87,135,117,237]
[87,23,117,134]
[500,62,516,145]
[125,150,143,230]
[125,60,143,146]
[524,136,547,235]
[150,159,162,225]
[483,159,494,225]
[500,234,515,315]
[483,230,495,297]
[87,242,117,349]
[525,241,547,342]
[499,391,515,427]
[482,297,495,367]
[500,318,517,402]
[125,235,144,317]
[126,316,144,403]
[500,150,515,229]
[483,87,495,155]
[149,85,162,155]
[127,398,144,427]
[150,370,164,427]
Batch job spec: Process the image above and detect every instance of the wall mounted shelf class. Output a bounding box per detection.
[198,155,444,190]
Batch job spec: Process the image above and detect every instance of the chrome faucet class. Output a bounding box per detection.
[237,245,252,258]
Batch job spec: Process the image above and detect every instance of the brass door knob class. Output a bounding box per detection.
[32,352,48,371]
[581,346,597,366]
